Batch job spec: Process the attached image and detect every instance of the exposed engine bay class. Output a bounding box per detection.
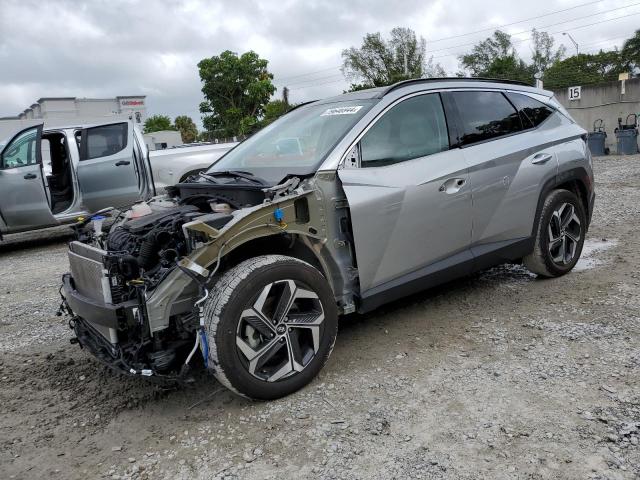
[76,174,275,295]
[62,174,328,380]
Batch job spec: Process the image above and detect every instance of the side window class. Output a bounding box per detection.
[452,91,522,146]
[1,127,38,169]
[506,92,554,129]
[360,94,449,167]
[79,123,128,161]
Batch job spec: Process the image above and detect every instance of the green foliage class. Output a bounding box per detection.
[198,50,276,138]
[341,27,446,91]
[459,30,516,76]
[544,50,626,89]
[143,115,174,134]
[261,100,292,127]
[621,29,640,71]
[174,115,198,144]
[458,29,640,89]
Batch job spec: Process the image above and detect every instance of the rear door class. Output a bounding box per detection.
[76,122,143,212]
[447,90,558,247]
[0,124,57,233]
[338,93,472,295]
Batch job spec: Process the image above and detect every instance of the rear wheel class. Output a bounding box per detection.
[204,255,338,400]
[524,189,586,277]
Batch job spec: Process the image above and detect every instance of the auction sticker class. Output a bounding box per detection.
[321,106,363,116]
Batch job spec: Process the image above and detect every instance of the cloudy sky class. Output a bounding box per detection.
[1,0,638,127]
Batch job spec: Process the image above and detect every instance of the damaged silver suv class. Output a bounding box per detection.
[61,78,595,399]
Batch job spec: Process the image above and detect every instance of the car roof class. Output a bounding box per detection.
[315,77,552,105]
[44,119,135,131]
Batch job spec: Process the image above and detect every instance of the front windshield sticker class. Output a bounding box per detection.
[320,106,363,116]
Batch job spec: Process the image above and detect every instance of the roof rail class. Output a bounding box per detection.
[381,77,533,96]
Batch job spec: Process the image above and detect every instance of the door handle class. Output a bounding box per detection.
[115,160,131,166]
[23,173,37,179]
[439,177,467,193]
[532,153,553,165]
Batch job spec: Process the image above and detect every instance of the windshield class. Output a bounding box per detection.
[206,99,376,184]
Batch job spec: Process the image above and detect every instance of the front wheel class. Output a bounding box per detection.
[203,255,338,400]
[523,189,586,278]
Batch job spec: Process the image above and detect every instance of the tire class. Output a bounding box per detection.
[203,255,338,400]
[523,189,586,278]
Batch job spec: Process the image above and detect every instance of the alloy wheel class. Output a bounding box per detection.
[235,280,325,382]
[547,202,581,265]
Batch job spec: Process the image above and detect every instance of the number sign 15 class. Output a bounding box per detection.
[568,86,581,100]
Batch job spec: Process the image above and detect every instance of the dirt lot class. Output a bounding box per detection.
[1,155,639,480]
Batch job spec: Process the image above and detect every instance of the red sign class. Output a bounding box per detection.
[121,100,144,106]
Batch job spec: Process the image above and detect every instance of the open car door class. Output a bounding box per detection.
[76,122,145,212]
[0,124,57,234]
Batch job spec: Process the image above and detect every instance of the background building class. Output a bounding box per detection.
[143,130,184,150]
[0,95,146,139]
[551,78,640,151]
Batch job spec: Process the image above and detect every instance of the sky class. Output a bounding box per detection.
[0,0,638,128]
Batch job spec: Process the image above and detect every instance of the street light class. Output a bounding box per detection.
[562,32,579,56]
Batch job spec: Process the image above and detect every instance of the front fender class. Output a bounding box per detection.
[145,189,327,334]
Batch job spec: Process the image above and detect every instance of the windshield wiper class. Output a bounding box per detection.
[199,170,268,186]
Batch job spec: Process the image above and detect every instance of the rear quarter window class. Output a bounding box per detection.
[451,91,522,146]
[506,92,554,128]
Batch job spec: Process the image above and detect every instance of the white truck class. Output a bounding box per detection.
[149,142,237,191]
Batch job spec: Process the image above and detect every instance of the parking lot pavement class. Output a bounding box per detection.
[1,155,639,480]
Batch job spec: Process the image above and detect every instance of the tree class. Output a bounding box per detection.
[261,87,293,127]
[198,50,276,138]
[459,30,516,76]
[143,115,174,133]
[458,30,534,83]
[530,29,565,74]
[342,27,446,91]
[174,115,198,143]
[621,29,640,71]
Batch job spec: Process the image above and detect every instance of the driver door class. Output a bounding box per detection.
[338,93,473,299]
[0,124,57,233]
[76,122,144,212]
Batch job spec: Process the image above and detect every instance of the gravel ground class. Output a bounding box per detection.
[1,155,639,480]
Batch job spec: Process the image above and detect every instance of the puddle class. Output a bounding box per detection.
[574,238,618,271]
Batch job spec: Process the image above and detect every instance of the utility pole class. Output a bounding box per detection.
[404,51,408,75]
[562,32,579,56]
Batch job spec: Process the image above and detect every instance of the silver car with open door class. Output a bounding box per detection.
[0,121,154,236]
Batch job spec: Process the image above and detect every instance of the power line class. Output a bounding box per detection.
[274,66,342,83]
[427,0,605,43]
[275,72,344,87]
[421,2,640,55]
[289,78,346,91]
[275,1,611,84]
[279,5,640,90]
[427,13,640,60]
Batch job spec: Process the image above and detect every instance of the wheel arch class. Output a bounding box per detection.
[185,190,355,310]
[532,167,592,239]
[221,233,329,281]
